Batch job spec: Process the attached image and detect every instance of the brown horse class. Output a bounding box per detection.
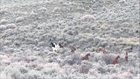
[112,55,120,64]
[71,46,76,52]
[125,52,128,62]
[81,53,90,60]
[99,47,107,53]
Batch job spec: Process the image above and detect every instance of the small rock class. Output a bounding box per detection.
[1,59,11,65]
[52,7,60,12]
[0,19,8,24]
[38,7,47,13]
[15,17,25,23]
[6,23,16,29]
[80,14,94,21]
[0,9,8,14]
[0,25,7,30]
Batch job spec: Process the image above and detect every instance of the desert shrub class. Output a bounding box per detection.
[4,66,23,79]
[0,72,12,79]
[0,43,4,51]
[120,72,133,79]
[70,53,81,65]
[97,66,106,73]
[24,70,44,79]
[102,54,115,64]
[81,60,92,68]
[92,52,103,62]
[109,74,121,79]
[0,66,5,72]
[19,66,29,74]
[62,53,81,66]
[106,66,117,73]
[2,29,17,37]
[79,64,90,74]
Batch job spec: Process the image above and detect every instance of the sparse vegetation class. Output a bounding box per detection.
[0,0,139,79]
